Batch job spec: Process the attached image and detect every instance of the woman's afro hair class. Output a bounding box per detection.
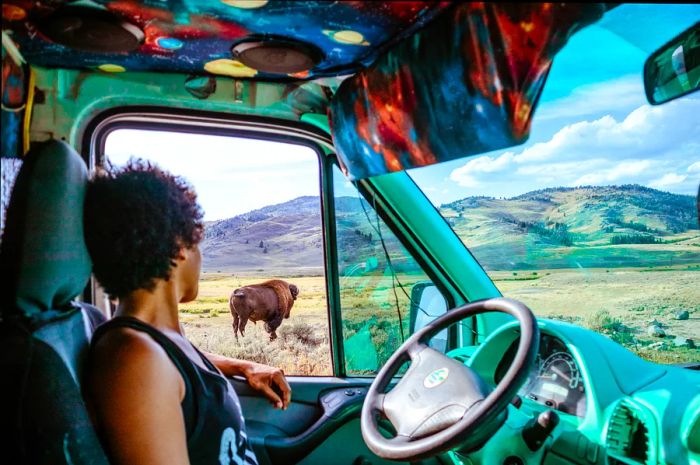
[84,159,203,298]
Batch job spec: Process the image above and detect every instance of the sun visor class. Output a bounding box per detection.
[329,3,606,180]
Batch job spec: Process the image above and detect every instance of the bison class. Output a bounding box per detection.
[229,279,299,341]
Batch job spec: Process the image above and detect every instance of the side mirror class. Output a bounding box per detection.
[644,23,699,105]
[409,282,448,352]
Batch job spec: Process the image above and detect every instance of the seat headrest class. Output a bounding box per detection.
[0,141,91,320]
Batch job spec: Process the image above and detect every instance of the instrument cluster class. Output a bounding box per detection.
[495,333,587,417]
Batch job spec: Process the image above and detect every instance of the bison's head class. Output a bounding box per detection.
[289,283,299,300]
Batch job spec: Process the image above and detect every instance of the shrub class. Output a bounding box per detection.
[610,234,661,245]
[585,310,623,333]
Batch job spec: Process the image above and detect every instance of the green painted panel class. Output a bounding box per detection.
[30,68,318,148]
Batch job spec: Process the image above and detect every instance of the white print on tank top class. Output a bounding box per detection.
[219,427,258,465]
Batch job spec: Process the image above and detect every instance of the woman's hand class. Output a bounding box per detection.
[204,351,292,410]
[239,361,292,410]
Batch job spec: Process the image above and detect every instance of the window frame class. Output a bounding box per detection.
[328,158,459,377]
[84,107,341,376]
[84,107,462,378]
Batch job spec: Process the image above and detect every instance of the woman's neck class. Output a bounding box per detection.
[115,278,182,333]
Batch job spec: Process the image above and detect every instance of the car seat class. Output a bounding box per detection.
[0,141,110,464]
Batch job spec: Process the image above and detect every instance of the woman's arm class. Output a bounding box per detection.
[88,329,190,465]
[203,351,291,410]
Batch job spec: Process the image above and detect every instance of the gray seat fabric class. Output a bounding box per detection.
[0,141,110,464]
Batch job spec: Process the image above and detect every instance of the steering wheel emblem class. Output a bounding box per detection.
[424,367,449,388]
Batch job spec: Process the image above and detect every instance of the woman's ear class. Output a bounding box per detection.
[175,247,187,262]
[174,238,188,262]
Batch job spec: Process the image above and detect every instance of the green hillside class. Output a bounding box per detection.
[200,185,700,273]
[202,196,326,274]
[441,185,699,270]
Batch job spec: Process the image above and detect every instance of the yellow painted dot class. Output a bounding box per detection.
[204,59,258,78]
[332,30,368,46]
[98,64,126,73]
[221,0,268,8]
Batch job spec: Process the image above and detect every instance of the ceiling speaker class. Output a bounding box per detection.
[38,6,144,53]
[232,39,322,74]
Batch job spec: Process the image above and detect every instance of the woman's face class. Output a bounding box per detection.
[179,244,201,303]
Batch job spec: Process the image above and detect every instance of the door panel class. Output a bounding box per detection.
[234,376,370,464]
[298,419,408,465]
[234,377,439,465]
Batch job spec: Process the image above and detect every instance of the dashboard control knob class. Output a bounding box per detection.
[522,410,560,451]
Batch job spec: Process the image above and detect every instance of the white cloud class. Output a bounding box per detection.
[649,173,688,188]
[449,152,513,187]
[517,101,698,165]
[449,172,480,188]
[447,97,700,196]
[573,160,651,185]
[536,75,645,121]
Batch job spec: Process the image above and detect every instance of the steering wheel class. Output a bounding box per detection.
[361,297,539,461]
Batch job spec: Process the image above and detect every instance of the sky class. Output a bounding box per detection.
[409,4,700,205]
[106,4,700,220]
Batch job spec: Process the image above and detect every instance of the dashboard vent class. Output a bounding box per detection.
[606,402,651,465]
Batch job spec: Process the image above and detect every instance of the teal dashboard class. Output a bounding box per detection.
[465,320,700,465]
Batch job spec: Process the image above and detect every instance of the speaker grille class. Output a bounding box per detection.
[232,40,322,74]
[39,6,144,53]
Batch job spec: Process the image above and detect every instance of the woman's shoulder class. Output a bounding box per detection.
[88,324,185,401]
[91,325,163,364]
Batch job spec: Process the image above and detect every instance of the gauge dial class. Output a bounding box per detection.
[495,333,587,417]
[539,352,581,390]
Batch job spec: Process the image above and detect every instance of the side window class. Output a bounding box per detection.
[333,165,448,375]
[103,129,331,375]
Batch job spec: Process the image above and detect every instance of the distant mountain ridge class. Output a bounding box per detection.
[200,185,700,273]
[439,184,698,270]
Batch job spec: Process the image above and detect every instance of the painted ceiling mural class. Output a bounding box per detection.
[1,0,448,80]
[330,3,607,180]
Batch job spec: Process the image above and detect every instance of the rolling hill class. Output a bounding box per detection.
[200,185,700,273]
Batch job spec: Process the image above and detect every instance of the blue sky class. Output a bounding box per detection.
[107,4,700,220]
[409,4,700,205]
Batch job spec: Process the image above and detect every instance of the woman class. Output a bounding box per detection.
[84,160,290,465]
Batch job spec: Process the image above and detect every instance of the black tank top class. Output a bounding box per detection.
[91,317,258,465]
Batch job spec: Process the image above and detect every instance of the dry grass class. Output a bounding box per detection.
[181,273,331,375]
[494,267,700,340]
[181,267,699,375]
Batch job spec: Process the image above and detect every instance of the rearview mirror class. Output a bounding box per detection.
[409,282,448,352]
[644,23,699,105]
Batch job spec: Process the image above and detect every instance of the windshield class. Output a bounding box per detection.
[409,4,700,364]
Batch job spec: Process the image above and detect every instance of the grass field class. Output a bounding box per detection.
[181,275,332,375]
[493,266,700,363]
[181,266,699,375]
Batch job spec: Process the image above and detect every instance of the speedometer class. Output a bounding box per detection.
[495,333,587,417]
[529,347,586,417]
[539,352,581,390]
